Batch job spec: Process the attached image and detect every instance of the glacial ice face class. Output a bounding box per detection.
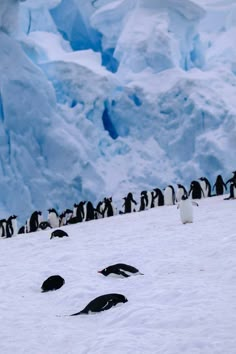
[0,0,236,222]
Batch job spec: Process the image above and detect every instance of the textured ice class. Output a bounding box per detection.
[0,0,235,221]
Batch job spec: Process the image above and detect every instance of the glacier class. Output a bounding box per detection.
[0,0,236,222]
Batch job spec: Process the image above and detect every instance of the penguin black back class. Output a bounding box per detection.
[41,275,65,292]
[70,293,128,315]
[50,229,69,239]
[98,263,143,277]
[213,175,227,195]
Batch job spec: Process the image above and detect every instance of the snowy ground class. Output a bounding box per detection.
[0,195,236,354]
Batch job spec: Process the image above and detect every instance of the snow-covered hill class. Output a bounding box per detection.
[0,196,236,353]
[0,0,236,220]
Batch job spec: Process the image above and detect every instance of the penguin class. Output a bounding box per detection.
[213,175,227,195]
[98,263,144,278]
[122,193,137,213]
[29,211,42,232]
[139,192,147,211]
[41,275,65,292]
[176,184,187,203]
[139,191,149,211]
[85,201,95,221]
[151,188,164,207]
[102,197,115,217]
[188,181,204,199]
[0,219,7,237]
[199,177,211,197]
[59,212,66,226]
[224,181,236,200]
[164,185,175,205]
[50,229,69,239]
[178,194,198,224]
[226,171,236,186]
[73,202,86,222]
[18,225,26,234]
[38,221,52,230]
[64,209,73,224]
[94,200,104,219]
[48,208,60,228]
[70,293,128,315]
[6,215,16,238]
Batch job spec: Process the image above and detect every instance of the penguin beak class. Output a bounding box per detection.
[97,270,102,273]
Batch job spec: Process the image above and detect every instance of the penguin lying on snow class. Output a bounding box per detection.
[41,275,65,292]
[98,263,144,278]
[50,229,69,239]
[70,293,128,315]
[38,221,52,230]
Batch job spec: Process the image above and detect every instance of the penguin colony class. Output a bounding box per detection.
[0,172,235,238]
[1,171,235,316]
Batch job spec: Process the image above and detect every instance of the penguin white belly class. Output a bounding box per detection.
[199,180,207,198]
[180,200,193,224]
[233,186,236,198]
[12,219,18,235]
[164,187,174,206]
[146,191,152,209]
[48,213,59,228]
[176,189,184,203]
[72,206,77,218]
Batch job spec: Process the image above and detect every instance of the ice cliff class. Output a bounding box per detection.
[0,0,235,221]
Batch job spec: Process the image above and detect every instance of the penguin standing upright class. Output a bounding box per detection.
[94,200,104,219]
[103,197,115,217]
[7,215,17,236]
[189,181,204,199]
[178,195,198,224]
[226,171,236,186]
[151,188,164,207]
[164,185,175,205]
[74,201,86,222]
[122,193,137,213]
[199,177,211,197]
[29,211,42,232]
[176,184,187,203]
[65,209,73,223]
[139,191,149,211]
[0,219,7,237]
[224,180,236,200]
[85,201,95,221]
[6,215,17,238]
[213,175,227,195]
[48,209,60,228]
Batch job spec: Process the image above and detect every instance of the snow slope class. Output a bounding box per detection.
[0,0,235,220]
[0,195,236,353]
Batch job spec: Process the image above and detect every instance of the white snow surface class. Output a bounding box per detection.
[0,0,236,220]
[0,196,236,353]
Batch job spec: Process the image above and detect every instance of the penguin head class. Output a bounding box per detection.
[9,215,17,220]
[97,268,108,276]
[181,194,188,201]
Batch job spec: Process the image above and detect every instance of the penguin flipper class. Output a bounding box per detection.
[119,270,130,278]
[101,299,114,311]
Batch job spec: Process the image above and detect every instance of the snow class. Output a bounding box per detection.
[0,195,236,353]
[0,0,236,221]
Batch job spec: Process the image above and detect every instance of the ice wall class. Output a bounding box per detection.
[0,0,235,222]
